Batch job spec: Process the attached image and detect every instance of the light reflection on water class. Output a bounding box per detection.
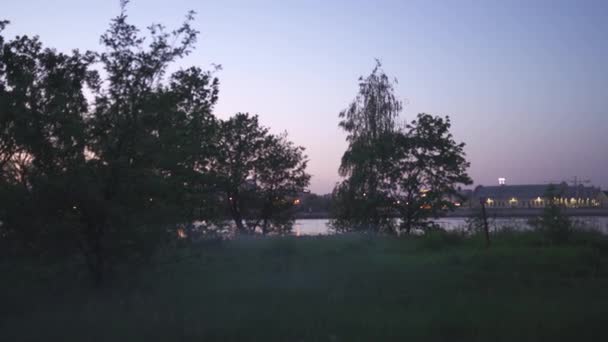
[294,217,608,236]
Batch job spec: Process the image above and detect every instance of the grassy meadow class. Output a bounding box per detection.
[2,230,608,341]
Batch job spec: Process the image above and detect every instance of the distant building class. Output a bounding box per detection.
[471,183,607,209]
[448,189,473,208]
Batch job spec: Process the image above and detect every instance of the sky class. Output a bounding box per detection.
[2,0,607,193]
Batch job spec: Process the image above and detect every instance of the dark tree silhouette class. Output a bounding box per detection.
[254,133,310,234]
[215,113,309,235]
[0,2,221,283]
[0,20,95,256]
[81,2,219,283]
[331,61,471,234]
[331,61,403,232]
[389,114,472,234]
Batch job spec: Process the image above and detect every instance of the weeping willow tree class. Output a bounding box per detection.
[331,61,472,234]
[331,60,403,232]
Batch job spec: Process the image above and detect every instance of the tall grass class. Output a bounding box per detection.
[1,230,607,341]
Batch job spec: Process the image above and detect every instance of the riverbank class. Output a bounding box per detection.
[293,216,608,236]
[295,208,608,219]
[447,207,608,217]
[2,230,608,341]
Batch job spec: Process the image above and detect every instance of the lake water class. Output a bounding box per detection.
[293,217,608,236]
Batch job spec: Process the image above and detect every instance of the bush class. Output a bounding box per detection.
[529,197,572,245]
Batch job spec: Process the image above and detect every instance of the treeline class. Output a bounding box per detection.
[1,3,475,283]
[0,4,309,282]
[292,193,332,218]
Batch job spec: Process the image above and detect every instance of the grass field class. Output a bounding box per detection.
[2,230,608,341]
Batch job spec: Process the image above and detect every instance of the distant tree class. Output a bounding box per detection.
[331,61,471,234]
[331,60,402,232]
[254,134,310,234]
[215,113,309,234]
[214,113,270,234]
[294,193,332,215]
[389,114,472,234]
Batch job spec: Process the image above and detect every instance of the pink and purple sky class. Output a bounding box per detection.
[3,0,607,193]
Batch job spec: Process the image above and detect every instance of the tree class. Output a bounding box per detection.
[389,114,472,234]
[0,2,220,284]
[331,60,402,232]
[331,61,472,234]
[254,134,310,234]
[0,21,95,255]
[80,1,218,283]
[215,113,309,235]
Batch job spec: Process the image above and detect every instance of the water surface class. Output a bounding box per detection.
[294,217,608,236]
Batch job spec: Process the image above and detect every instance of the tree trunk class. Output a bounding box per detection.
[261,200,272,235]
[229,197,247,234]
[480,200,491,248]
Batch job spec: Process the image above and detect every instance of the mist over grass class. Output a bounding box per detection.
[2,229,608,341]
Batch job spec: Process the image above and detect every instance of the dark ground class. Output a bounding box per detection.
[2,231,608,341]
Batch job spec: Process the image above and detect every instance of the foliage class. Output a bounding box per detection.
[337,59,402,145]
[0,2,223,283]
[331,61,403,232]
[214,113,310,235]
[1,3,311,281]
[529,185,573,244]
[389,114,472,233]
[0,21,95,257]
[293,193,332,215]
[464,207,496,236]
[331,61,471,234]
[81,2,219,282]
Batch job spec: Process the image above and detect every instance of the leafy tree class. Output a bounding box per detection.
[80,1,218,282]
[254,134,310,234]
[165,67,221,225]
[214,113,270,234]
[331,60,402,232]
[215,113,309,235]
[331,62,471,234]
[388,114,472,234]
[0,2,220,283]
[0,21,95,255]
